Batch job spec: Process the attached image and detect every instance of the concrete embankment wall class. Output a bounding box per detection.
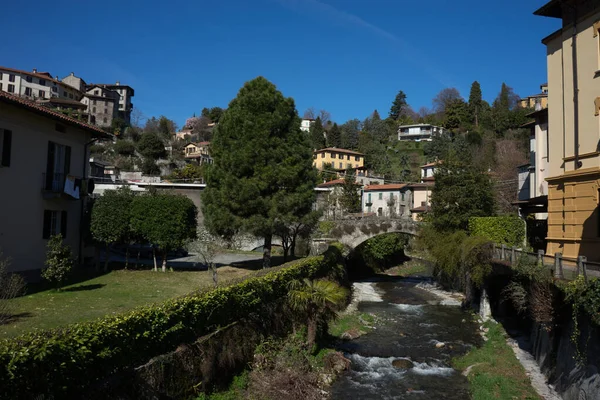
[482,266,600,400]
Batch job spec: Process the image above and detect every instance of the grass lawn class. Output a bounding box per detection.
[1,265,260,338]
[453,321,541,400]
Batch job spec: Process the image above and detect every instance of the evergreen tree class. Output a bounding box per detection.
[444,99,469,131]
[372,109,381,121]
[327,122,342,148]
[310,117,326,149]
[389,90,408,120]
[468,81,483,127]
[340,119,360,150]
[339,167,361,213]
[491,83,518,135]
[202,77,317,268]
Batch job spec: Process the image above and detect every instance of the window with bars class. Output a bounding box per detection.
[43,210,67,239]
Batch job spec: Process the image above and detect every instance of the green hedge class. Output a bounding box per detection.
[468,216,525,247]
[0,245,345,399]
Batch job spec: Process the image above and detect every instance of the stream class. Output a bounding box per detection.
[330,277,482,399]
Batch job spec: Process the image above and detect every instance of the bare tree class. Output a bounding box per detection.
[191,240,221,287]
[432,88,463,116]
[0,252,25,325]
[130,108,146,129]
[491,139,528,213]
[303,107,317,119]
[319,109,332,127]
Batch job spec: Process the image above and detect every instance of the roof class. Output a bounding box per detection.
[520,93,548,99]
[43,98,87,108]
[0,66,79,92]
[422,176,435,182]
[316,178,345,187]
[534,0,561,18]
[421,161,441,168]
[186,141,210,147]
[541,28,562,45]
[90,83,134,95]
[525,108,548,119]
[408,183,433,189]
[364,184,407,191]
[397,123,443,129]
[0,92,111,138]
[410,205,430,213]
[314,147,364,156]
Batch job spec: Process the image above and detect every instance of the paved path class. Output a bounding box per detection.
[104,251,263,270]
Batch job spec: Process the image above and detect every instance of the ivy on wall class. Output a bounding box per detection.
[469,216,525,247]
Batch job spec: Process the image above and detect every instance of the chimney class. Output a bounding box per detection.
[71,72,74,76]
[116,81,120,85]
[32,68,37,73]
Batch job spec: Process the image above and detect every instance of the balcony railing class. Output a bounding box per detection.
[42,172,65,193]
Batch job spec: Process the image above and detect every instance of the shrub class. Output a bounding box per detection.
[468,216,525,247]
[0,252,25,324]
[0,245,346,399]
[113,140,136,156]
[41,235,74,290]
[141,158,161,175]
[349,233,408,276]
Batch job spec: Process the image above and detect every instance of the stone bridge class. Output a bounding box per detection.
[311,218,420,253]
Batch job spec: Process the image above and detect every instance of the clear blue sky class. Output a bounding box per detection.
[2,0,560,128]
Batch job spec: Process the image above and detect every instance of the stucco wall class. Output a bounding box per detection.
[0,103,92,273]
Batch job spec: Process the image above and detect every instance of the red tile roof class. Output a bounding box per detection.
[408,183,434,189]
[410,205,430,213]
[421,161,441,168]
[0,66,77,92]
[364,184,407,191]
[314,147,364,156]
[0,92,111,138]
[422,177,435,182]
[316,178,345,187]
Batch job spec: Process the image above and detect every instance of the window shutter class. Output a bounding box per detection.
[46,142,55,190]
[1,130,11,167]
[64,145,71,175]
[61,211,67,238]
[43,210,51,239]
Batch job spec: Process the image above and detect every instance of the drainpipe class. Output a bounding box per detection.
[564,1,581,169]
[78,138,98,265]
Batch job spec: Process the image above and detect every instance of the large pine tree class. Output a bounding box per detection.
[468,81,483,127]
[202,77,317,268]
[389,90,408,120]
[327,123,342,148]
[310,117,326,149]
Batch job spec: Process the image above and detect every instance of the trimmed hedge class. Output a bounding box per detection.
[468,216,525,247]
[0,245,345,399]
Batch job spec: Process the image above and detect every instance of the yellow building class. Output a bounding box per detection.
[313,148,365,171]
[535,0,600,261]
[518,83,548,110]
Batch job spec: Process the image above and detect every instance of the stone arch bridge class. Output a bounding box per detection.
[311,218,420,253]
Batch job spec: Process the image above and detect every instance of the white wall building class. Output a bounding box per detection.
[397,123,445,142]
[362,184,412,218]
[0,67,82,101]
[300,118,315,132]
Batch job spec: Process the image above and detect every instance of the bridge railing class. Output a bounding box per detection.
[492,243,600,282]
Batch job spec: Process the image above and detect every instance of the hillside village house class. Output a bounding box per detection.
[518,83,549,110]
[313,148,365,171]
[300,118,315,132]
[184,141,213,165]
[0,67,82,101]
[397,123,445,142]
[0,92,109,276]
[409,183,433,221]
[362,184,412,218]
[314,179,346,219]
[535,0,600,261]
[421,161,439,182]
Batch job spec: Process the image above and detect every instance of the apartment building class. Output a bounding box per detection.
[518,83,549,110]
[535,0,600,261]
[90,82,135,123]
[0,92,109,276]
[313,148,365,171]
[397,123,446,142]
[300,118,315,132]
[362,184,412,218]
[0,67,81,101]
[81,86,120,127]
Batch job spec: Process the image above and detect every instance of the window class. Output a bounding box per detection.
[26,76,32,83]
[7,84,14,93]
[379,193,383,200]
[92,107,96,113]
[24,87,32,96]
[401,192,405,201]
[0,129,12,167]
[0,83,2,91]
[339,162,342,169]
[8,74,15,82]
[69,93,73,99]
[93,100,96,105]
[347,155,351,160]
[39,90,45,98]
[44,141,71,192]
[94,90,99,95]
[321,153,325,158]
[52,86,57,92]
[355,156,360,161]
[63,91,67,97]
[39,79,46,86]
[104,108,107,114]
[331,153,336,159]
[103,118,107,124]
[368,193,372,202]
[43,210,67,239]
[0,72,2,80]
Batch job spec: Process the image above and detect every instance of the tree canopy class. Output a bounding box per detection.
[389,90,408,120]
[202,77,317,268]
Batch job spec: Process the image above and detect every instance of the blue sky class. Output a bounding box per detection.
[2,0,560,128]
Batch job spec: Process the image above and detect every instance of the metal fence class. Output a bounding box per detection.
[492,243,600,282]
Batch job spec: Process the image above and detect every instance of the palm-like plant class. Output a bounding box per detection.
[288,279,349,346]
